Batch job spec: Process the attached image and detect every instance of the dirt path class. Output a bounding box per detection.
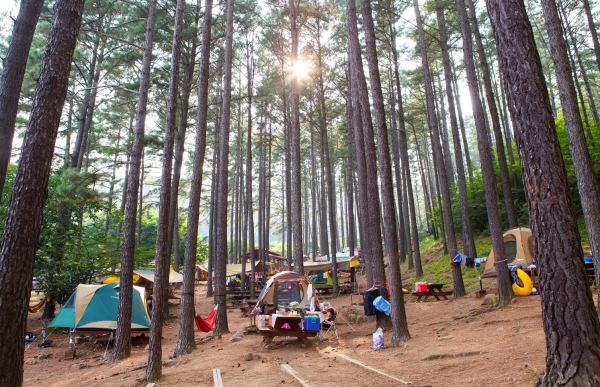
[24,281,546,387]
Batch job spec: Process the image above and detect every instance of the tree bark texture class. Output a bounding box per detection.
[454,0,511,303]
[581,0,600,73]
[0,1,85,385]
[390,24,422,275]
[413,0,465,298]
[486,1,600,384]
[176,0,213,356]
[242,33,256,295]
[112,0,158,362]
[145,0,186,380]
[0,0,45,200]
[541,0,600,311]
[361,0,409,342]
[315,20,338,296]
[289,0,304,274]
[436,2,477,261]
[466,0,517,228]
[213,0,234,337]
[169,1,200,271]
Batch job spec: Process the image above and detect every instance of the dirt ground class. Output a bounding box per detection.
[23,277,548,387]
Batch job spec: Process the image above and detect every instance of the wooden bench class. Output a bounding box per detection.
[410,284,453,302]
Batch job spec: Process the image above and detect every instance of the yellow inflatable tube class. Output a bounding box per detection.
[512,268,533,296]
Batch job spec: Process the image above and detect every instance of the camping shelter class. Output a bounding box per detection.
[482,227,535,277]
[254,271,310,312]
[304,256,359,290]
[48,282,150,330]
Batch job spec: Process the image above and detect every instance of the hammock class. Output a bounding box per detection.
[28,296,49,313]
[195,306,218,333]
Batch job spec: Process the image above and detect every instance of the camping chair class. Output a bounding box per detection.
[317,315,338,342]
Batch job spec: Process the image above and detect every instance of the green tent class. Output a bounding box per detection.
[49,282,150,330]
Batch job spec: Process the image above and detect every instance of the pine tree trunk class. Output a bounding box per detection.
[466,0,518,228]
[487,1,600,384]
[390,24,422,273]
[581,0,600,73]
[175,0,213,357]
[315,21,338,294]
[0,1,85,384]
[289,0,304,273]
[387,73,407,262]
[213,0,234,337]
[413,0,465,297]
[455,0,511,303]
[241,31,255,294]
[451,62,474,182]
[361,0,409,341]
[168,12,199,270]
[145,0,186,380]
[310,115,319,257]
[436,2,476,260]
[112,0,157,362]
[541,0,600,312]
[347,0,388,329]
[70,38,99,170]
[558,1,599,124]
[0,0,45,199]
[345,97,356,257]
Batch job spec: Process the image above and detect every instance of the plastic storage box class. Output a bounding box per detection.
[415,282,428,292]
[303,316,320,332]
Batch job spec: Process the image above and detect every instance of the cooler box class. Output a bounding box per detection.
[415,282,428,292]
[303,316,320,332]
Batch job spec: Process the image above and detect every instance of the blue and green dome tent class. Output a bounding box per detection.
[49,282,150,330]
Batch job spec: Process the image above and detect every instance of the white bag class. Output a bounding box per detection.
[372,327,384,350]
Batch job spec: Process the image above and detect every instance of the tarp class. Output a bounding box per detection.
[225,261,264,276]
[304,256,359,271]
[133,269,183,284]
[49,282,150,330]
[199,261,265,277]
[482,227,535,277]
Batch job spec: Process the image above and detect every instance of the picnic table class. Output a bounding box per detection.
[257,315,317,346]
[411,283,453,302]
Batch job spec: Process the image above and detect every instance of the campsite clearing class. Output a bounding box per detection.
[24,279,549,387]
